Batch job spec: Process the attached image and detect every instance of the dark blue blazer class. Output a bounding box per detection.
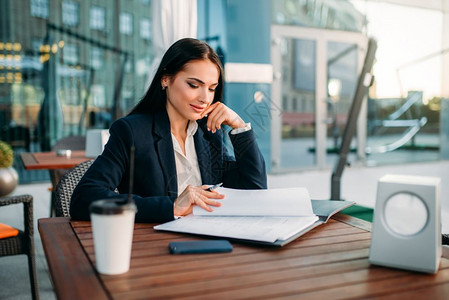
[70,110,267,223]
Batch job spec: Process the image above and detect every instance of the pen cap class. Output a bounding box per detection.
[90,199,137,215]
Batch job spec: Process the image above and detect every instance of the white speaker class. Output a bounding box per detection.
[369,174,441,273]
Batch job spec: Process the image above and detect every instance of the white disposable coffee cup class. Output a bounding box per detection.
[90,199,137,275]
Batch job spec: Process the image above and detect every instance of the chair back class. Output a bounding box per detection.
[50,135,86,188]
[0,194,39,299]
[54,160,94,217]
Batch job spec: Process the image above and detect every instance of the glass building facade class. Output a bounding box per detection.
[0,0,447,182]
[0,0,154,182]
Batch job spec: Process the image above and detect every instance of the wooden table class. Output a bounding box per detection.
[38,214,449,299]
[20,150,91,170]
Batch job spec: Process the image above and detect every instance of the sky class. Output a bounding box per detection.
[351,0,443,102]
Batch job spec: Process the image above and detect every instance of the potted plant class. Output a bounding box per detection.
[0,141,18,196]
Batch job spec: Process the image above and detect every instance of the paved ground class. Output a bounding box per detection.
[1,160,448,299]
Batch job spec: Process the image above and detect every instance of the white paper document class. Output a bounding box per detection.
[193,187,314,216]
[154,187,320,244]
[154,215,319,243]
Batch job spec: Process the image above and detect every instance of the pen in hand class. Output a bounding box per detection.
[205,183,223,192]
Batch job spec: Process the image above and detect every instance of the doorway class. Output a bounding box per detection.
[270,25,367,172]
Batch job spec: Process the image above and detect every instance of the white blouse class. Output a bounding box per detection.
[171,121,202,196]
[171,121,252,196]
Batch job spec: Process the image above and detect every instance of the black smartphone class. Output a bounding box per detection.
[169,240,233,254]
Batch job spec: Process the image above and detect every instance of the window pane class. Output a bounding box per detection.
[90,6,105,30]
[63,1,79,27]
[91,85,106,107]
[30,0,49,19]
[125,58,133,73]
[120,13,133,35]
[63,44,78,65]
[140,19,151,39]
[91,48,103,70]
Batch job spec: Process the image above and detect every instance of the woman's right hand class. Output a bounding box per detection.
[174,185,224,217]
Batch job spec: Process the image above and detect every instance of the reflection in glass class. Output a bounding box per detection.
[280,38,316,169]
[271,0,365,32]
[0,1,153,183]
[326,41,358,165]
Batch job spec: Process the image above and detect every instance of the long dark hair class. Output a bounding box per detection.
[128,38,224,115]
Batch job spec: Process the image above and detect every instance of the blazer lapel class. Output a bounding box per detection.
[194,126,213,184]
[153,111,178,198]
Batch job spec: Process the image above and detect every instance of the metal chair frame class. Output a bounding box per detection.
[0,194,39,300]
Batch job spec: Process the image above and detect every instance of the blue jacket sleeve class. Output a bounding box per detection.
[70,118,176,223]
[222,129,268,189]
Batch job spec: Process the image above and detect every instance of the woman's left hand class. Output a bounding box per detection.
[201,101,246,133]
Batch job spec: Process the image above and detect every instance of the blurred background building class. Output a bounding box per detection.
[1,0,154,182]
[0,0,448,183]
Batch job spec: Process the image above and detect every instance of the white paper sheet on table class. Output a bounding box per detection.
[155,215,319,243]
[154,187,319,243]
[193,187,314,216]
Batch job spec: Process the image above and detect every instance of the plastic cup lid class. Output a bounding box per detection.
[90,199,137,215]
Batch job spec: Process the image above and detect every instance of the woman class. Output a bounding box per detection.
[70,38,267,222]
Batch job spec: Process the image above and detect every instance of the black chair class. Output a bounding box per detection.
[54,160,94,217]
[0,194,39,300]
[49,135,86,216]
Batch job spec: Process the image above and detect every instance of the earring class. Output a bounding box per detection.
[162,86,166,90]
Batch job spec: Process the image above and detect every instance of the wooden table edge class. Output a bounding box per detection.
[38,217,110,300]
[20,151,91,170]
[332,212,372,232]
[19,152,39,170]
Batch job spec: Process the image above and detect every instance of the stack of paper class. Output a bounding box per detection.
[154,187,320,244]
[193,187,314,216]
